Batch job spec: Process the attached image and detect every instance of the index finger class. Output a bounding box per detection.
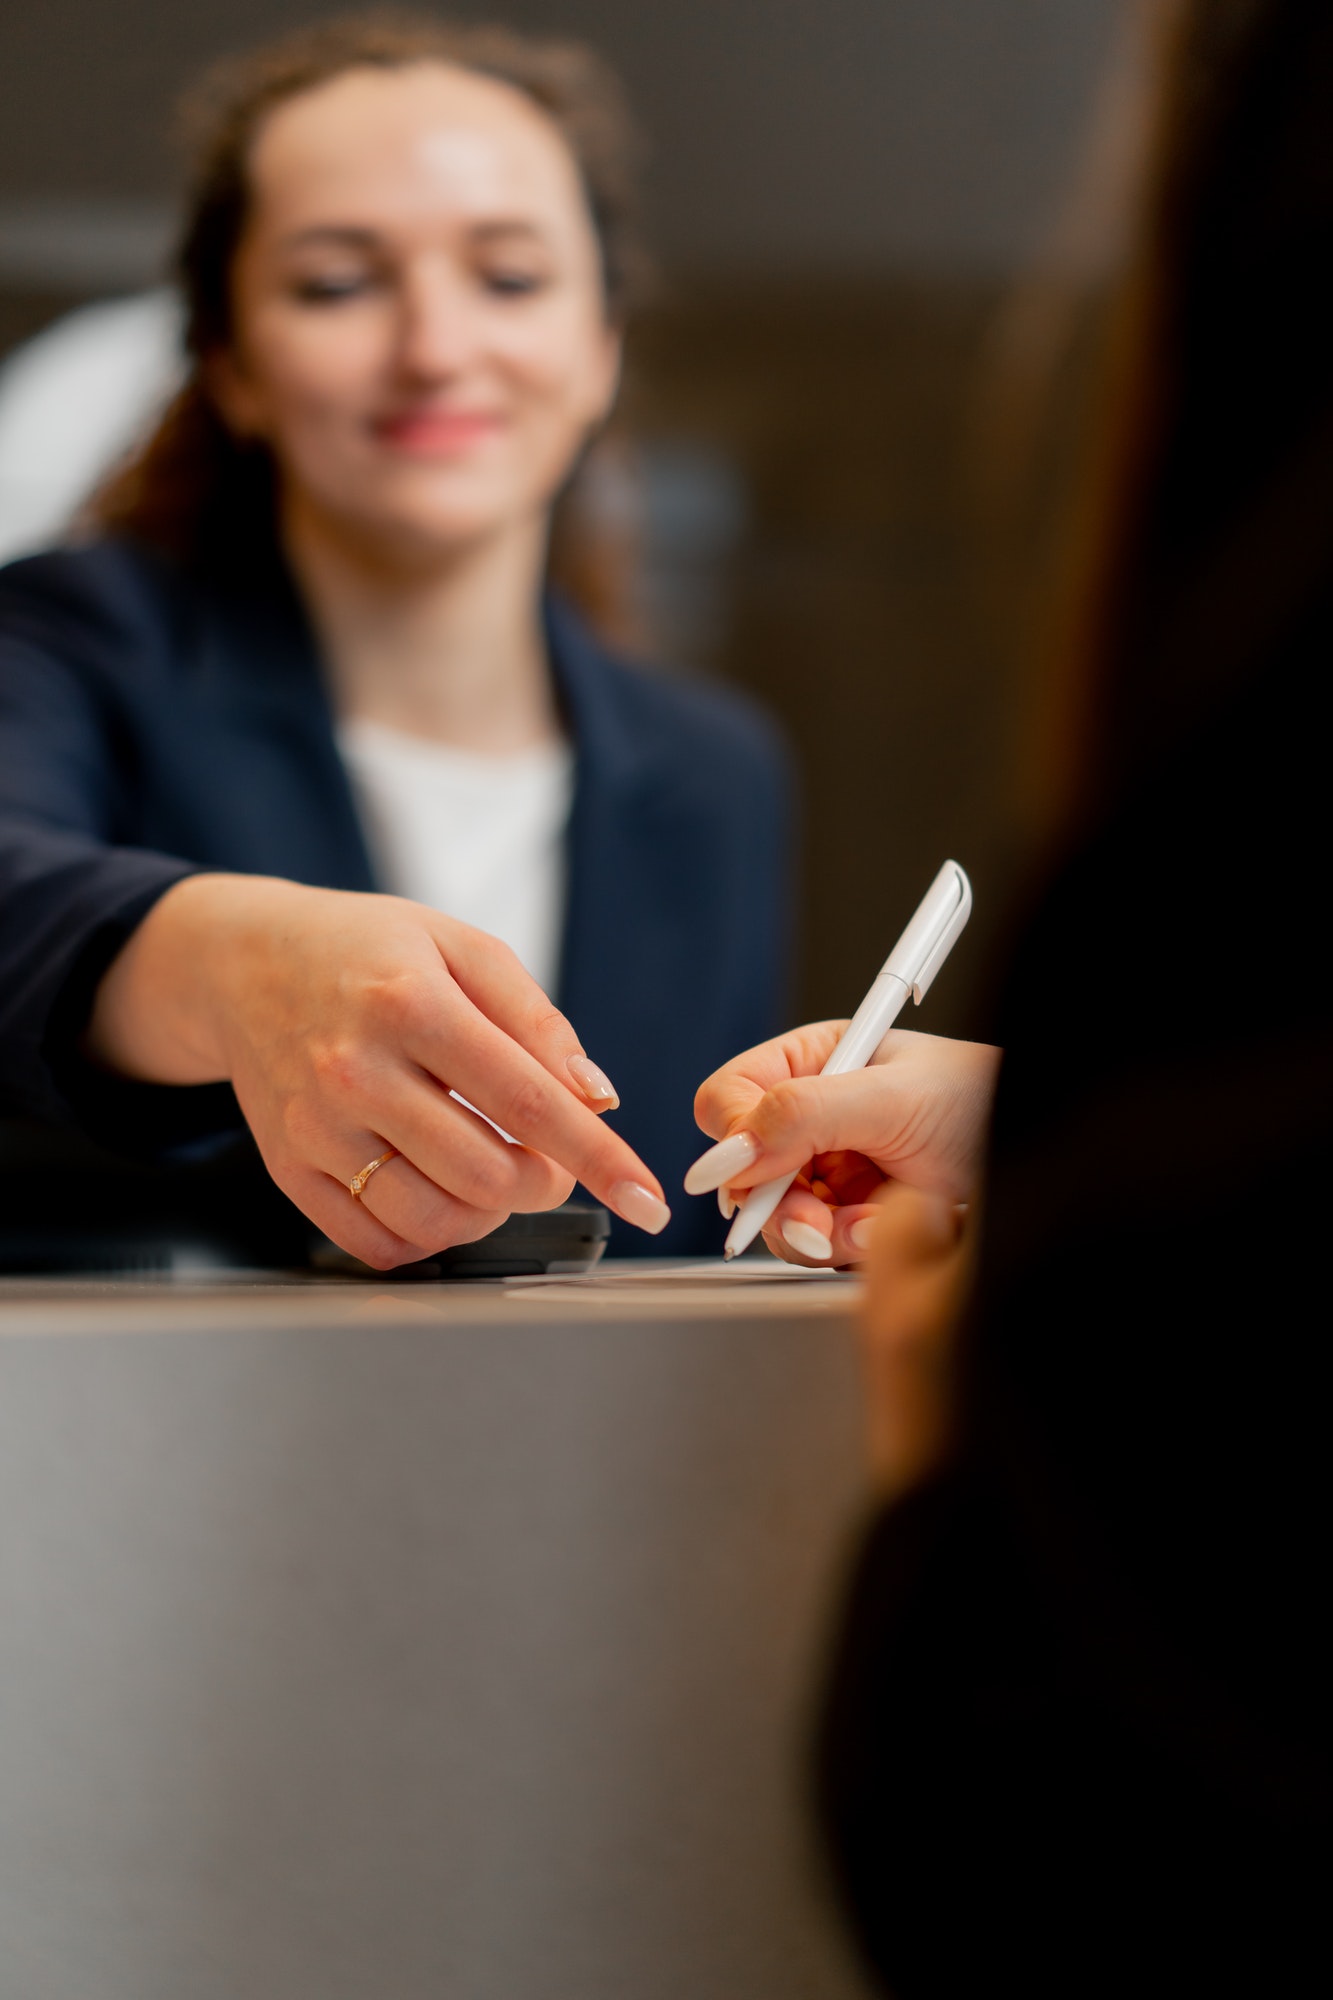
[432,917,621,1112]
[692,1020,850,1140]
[413,997,671,1236]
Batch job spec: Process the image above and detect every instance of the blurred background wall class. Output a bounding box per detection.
[0,0,1127,1028]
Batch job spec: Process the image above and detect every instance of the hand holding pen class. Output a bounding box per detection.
[686,864,1000,1266]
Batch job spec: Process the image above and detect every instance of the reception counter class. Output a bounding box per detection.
[1,1263,874,1999]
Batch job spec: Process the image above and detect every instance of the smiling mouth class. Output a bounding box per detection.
[372,409,505,452]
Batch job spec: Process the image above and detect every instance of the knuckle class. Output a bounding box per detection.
[402,1196,459,1252]
[500,1071,555,1138]
[693,1076,724,1129]
[755,1077,808,1143]
[309,1036,367,1099]
[459,1148,517,1216]
[527,999,569,1045]
[423,1205,504,1253]
[512,1163,576,1213]
[454,1208,509,1247]
[486,935,522,973]
[695,1069,759,1142]
[470,931,522,982]
[372,970,439,1042]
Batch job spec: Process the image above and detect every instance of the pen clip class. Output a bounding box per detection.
[882,861,972,1004]
[909,863,972,1002]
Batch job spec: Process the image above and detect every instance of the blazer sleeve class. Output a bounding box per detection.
[0,561,230,1150]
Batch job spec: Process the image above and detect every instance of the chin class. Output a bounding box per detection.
[345,503,527,569]
[366,465,542,535]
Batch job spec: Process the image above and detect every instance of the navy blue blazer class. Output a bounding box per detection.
[0,539,793,1257]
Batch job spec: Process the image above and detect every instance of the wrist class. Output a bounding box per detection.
[87,872,297,1084]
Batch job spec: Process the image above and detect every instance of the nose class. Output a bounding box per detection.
[394,260,484,383]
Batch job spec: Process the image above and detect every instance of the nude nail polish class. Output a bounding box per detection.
[684,1130,759,1196]
[611,1181,671,1235]
[567,1054,619,1106]
[847,1215,878,1255]
[781,1218,832,1262]
[718,1187,737,1220]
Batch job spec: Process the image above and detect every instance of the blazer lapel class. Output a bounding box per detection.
[549,600,705,1107]
[190,557,377,893]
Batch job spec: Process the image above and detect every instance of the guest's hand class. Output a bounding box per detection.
[87,874,670,1267]
[857,1182,972,1495]
[687,1025,999,1266]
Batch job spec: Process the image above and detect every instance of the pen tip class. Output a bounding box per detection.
[723,1247,736,1262]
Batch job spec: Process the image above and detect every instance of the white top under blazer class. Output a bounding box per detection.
[337,717,575,998]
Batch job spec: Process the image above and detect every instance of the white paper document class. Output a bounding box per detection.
[509,1259,854,1287]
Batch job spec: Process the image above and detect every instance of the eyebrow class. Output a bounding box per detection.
[469,220,549,246]
[276,219,552,253]
[277,226,380,252]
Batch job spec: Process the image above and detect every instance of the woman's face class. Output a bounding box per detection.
[213,62,622,566]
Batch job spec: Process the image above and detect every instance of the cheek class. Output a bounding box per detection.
[497,308,614,429]
[244,309,389,436]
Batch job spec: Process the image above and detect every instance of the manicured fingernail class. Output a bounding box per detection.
[567,1054,619,1106]
[684,1131,759,1195]
[847,1215,878,1255]
[718,1186,737,1220]
[611,1181,671,1235]
[781,1219,832,1262]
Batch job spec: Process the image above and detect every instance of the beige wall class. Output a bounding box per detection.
[0,0,1120,274]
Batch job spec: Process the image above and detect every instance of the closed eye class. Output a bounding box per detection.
[481,268,549,298]
[291,271,381,304]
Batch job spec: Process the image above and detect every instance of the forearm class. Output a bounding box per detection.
[79,870,676,1263]
[84,872,302,1084]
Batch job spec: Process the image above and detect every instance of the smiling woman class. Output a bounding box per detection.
[199,60,624,594]
[0,15,792,1268]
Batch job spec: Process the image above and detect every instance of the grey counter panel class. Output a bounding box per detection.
[1,1286,873,1999]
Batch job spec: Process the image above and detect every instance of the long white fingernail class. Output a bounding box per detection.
[847,1215,878,1254]
[781,1218,832,1262]
[567,1054,619,1106]
[718,1186,737,1220]
[611,1181,671,1235]
[684,1131,758,1195]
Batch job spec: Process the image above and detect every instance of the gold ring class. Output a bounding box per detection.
[349,1148,398,1200]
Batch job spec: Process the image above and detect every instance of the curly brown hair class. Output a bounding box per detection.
[89,11,649,576]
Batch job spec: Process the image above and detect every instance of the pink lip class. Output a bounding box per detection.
[372,409,505,454]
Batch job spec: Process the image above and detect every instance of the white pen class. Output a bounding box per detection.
[719,860,973,1261]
